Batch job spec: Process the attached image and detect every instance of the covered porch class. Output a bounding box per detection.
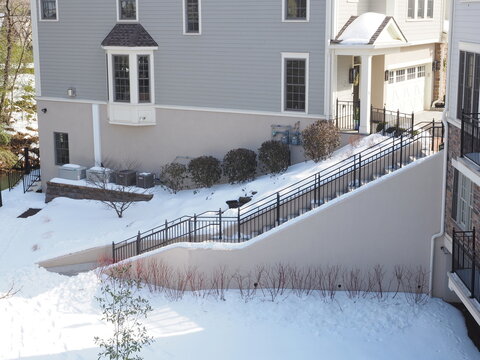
[330,13,431,134]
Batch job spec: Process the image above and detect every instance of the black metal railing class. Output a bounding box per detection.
[452,228,479,302]
[370,105,415,136]
[112,121,444,263]
[336,99,360,131]
[461,112,480,167]
[6,147,41,193]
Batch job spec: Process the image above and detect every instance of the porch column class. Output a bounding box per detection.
[359,55,372,134]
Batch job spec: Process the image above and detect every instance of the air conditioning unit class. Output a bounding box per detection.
[58,164,87,180]
[136,172,154,189]
[86,167,112,183]
[114,170,137,186]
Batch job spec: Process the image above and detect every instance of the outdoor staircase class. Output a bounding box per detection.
[112,121,444,263]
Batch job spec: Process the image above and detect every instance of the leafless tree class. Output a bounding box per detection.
[0,0,33,125]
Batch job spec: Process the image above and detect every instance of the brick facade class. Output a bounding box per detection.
[444,124,480,238]
[433,42,448,103]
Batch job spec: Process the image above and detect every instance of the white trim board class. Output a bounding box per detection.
[386,58,433,70]
[30,0,41,96]
[281,52,310,115]
[36,97,326,119]
[452,157,480,187]
[459,42,480,53]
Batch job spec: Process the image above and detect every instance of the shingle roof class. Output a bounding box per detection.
[101,24,158,47]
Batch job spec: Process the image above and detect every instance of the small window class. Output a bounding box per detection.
[285,0,308,20]
[54,132,69,165]
[396,69,405,82]
[388,71,395,84]
[118,0,137,21]
[40,0,57,20]
[417,65,425,77]
[407,0,433,20]
[285,58,306,112]
[138,55,150,103]
[113,55,130,102]
[407,67,416,80]
[184,0,200,34]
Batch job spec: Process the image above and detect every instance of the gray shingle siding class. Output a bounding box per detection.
[37,0,326,115]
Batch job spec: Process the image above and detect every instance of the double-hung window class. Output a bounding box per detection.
[184,0,201,34]
[110,53,152,104]
[118,0,137,21]
[452,170,474,231]
[54,132,69,165]
[39,0,57,20]
[407,0,434,20]
[284,0,309,21]
[282,53,308,113]
[457,51,480,119]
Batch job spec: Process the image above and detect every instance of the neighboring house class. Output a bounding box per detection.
[441,0,480,325]
[31,0,447,186]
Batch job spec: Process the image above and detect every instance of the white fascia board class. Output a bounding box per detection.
[101,46,158,51]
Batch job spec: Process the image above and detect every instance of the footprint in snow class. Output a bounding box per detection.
[42,231,54,239]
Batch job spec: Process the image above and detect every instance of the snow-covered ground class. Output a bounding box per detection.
[0,135,479,359]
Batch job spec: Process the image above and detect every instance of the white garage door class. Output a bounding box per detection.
[386,65,427,114]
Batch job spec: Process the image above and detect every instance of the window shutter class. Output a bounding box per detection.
[451,169,459,221]
[457,51,465,120]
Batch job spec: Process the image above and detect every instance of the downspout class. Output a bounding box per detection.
[428,0,454,296]
[324,0,333,120]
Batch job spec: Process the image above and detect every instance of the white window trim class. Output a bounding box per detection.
[116,0,139,23]
[105,48,156,105]
[38,0,59,22]
[281,52,309,114]
[406,0,434,21]
[459,42,480,54]
[182,0,202,35]
[282,0,310,23]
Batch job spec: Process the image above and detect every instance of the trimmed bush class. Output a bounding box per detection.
[188,156,222,188]
[258,140,290,175]
[301,120,340,162]
[160,162,187,193]
[223,148,257,183]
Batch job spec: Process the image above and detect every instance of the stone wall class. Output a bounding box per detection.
[444,124,480,238]
[45,181,153,203]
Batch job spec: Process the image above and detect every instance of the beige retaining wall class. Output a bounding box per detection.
[124,152,448,296]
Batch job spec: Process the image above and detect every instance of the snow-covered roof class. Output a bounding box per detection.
[333,12,408,46]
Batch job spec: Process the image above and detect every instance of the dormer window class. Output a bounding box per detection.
[118,0,137,21]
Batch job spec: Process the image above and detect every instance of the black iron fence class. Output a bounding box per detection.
[370,106,415,135]
[336,99,360,131]
[461,112,480,167]
[6,147,40,193]
[452,228,479,302]
[112,121,444,262]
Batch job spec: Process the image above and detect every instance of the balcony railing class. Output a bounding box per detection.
[452,228,479,302]
[461,112,480,167]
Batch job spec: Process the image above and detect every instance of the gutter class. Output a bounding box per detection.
[429,0,455,296]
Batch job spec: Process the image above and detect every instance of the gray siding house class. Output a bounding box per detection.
[32,0,447,184]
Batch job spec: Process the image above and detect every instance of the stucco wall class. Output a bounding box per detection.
[127,153,444,293]
[38,100,323,187]
[37,100,95,185]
